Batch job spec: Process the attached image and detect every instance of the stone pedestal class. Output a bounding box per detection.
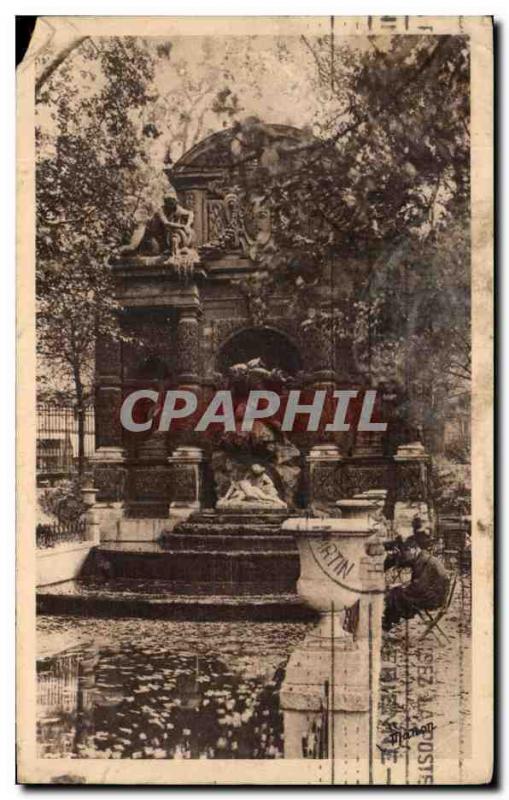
[280,516,385,777]
[306,444,342,513]
[92,446,127,503]
[91,447,126,540]
[81,485,100,545]
[336,491,389,532]
[336,498,381,523]
[168,446,208,522]
[393,443,432,535]
[394,443,430,495]
[126,432,171,519]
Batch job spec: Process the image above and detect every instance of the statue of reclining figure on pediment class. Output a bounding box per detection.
[116,194,200,280]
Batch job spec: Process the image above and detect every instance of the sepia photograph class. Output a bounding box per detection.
[16,14,493,785]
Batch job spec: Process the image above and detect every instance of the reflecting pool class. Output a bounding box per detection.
[37,573,471,766]
[37,619,309,759]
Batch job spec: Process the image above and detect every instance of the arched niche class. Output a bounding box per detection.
[135,355,171,382]
[216,326,302,376]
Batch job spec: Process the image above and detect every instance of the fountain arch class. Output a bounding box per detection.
[216,326,302,376]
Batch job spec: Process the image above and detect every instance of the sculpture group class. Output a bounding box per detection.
[115,193,200,280]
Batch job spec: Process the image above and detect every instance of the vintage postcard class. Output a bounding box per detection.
[17,15,493,785]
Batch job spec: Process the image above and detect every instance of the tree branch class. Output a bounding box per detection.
[35,36,89,98]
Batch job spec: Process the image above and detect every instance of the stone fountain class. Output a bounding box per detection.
[158,460,298,594]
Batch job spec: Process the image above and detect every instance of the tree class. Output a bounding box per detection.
[36,37,162,474]
[220,35,470,452]
[35,36,90,97]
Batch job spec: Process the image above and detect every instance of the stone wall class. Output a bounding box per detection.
[37,542,93,587]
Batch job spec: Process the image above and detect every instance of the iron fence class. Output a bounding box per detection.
[438,514,471,570]
[37,404,95,482]
[36,518,88,549]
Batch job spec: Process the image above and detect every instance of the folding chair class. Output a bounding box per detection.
[417,573,457,644]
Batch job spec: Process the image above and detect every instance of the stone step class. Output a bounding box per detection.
[171,522,290,538]
[159,533,297,551]
[41,576,298,597]
[87,545,300,586]
[36,578,316,621]
[177,511,293,526]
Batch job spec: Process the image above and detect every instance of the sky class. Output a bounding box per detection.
[148,35,328,161]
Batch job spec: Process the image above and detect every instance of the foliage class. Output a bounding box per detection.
[230,35,469,261]
[432,456,471,514]
[38,477,86,523]
[219,36,470,447]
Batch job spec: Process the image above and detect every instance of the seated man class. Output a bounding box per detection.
[383,536,449,632]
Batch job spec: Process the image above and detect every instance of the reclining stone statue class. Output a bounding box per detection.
[115,194,200,280]
[217,463,287,510]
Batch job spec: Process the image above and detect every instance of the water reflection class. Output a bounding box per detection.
[37,644,285,759]
[36,575,470,764]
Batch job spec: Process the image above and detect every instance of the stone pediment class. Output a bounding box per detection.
[166,122,314,269]
[113,122,315,276]
[169,122,307,176]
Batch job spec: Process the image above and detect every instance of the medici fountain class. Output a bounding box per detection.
[37,125,434,772]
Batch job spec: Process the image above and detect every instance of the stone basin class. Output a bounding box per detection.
[280,515,386,767]
[281,517,384,623]
[335,498,380,521]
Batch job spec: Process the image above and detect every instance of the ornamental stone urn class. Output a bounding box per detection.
[280,514,386,778]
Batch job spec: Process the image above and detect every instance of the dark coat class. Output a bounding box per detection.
[403,551,450,609]
[383,551,450,629]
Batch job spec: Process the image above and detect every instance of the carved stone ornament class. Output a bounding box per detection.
[176,311,201,378]
[201,189,275,263]
[129,466,170,501]
[94,465,127,503]
[341,464,391,499]
[310,462,340,505]
[170,464,198,504]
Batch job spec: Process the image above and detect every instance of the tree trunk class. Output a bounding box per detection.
[76,403,85,477]
[73,364,86,477]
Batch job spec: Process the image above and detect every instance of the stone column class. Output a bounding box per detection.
[95,336,123,449]
[95,386,124,449]
[176,306,201,386]
[304,314,337,384]
[94,335,127,513]
[81,484,100,545]
[306,444,342,513]
[280,515,385,779]
[168,446,208,523]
